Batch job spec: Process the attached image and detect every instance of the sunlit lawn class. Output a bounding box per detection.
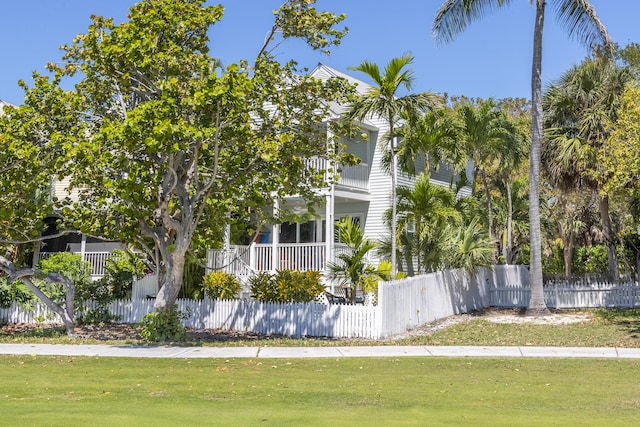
[1,355,639,426]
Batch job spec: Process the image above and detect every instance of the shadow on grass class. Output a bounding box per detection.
[594,308,640,338]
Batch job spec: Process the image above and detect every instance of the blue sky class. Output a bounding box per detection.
[1,1,639,105]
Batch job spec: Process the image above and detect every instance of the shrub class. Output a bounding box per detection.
[250,270,324,303]
[249,272,279,302]
[38,252,92,306]
[0,275,34,309]
[202,271,241,300]
[137,305,187,342]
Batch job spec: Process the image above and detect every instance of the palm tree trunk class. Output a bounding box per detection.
[505,176,514,263]
[481,169,494,244]
[598,194,619,282]
[390,126,398,276]
[526,0,550,316]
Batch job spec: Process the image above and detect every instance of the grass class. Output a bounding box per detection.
[396,309,640,348]
[2,308,640,347]
[2,355,640,426]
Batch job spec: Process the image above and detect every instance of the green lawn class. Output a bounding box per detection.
[1,356,639,426]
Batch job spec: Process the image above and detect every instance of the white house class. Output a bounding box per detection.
[208,64,473,281]
[28,64,473,282]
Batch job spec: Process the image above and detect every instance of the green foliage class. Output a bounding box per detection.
[328,218,392,301]
[137,305,187,343]
[250,270,324,303]
[37,252,91,305]
[202,271,241,300]
[573,245,609,275]
[178,254,206,300]
[0,275,34,309]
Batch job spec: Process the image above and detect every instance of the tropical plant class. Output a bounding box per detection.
[453,98,515,245]
[433,0,613,315]
[249,270,324,303]
[446,217,495,272]
[201,271,241,300]
[344,54,436,274]
[543,57,633,281]
[328,217,392,303]
[395,173,461,274]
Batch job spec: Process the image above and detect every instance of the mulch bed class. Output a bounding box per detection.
[0,322,266,343]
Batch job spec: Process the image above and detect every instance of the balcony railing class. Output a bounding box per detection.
[304,158,370,191]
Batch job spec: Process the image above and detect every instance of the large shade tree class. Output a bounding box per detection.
[43,0,354,312]
[0,78,83,333]
[433,0,613,315]
[345,55,436,274]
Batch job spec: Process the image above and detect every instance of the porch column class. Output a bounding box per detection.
[325,124,335,293]
[272,199,279,272]
[80,233,87,262]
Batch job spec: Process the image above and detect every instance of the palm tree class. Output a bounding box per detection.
[345,54,436,275]
[395,173,462,273]
[454,99,514,248]
[433,0,613,315]
[543,57,633,281]
[327,217,391,303]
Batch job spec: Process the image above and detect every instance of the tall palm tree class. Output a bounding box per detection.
[433,0,613,315]
[543,57,633,281]
[454,99,514,247]
[345,54,436,275]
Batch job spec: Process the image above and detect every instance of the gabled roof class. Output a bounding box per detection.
[310,63,378,130]
[311,63,374,96]
[0,99,10,113]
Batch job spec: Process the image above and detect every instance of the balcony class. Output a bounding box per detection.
[305,158,370,191]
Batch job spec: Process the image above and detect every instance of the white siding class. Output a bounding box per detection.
[52,176,81,204]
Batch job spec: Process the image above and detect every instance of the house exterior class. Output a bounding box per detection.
[208,64,473,284]
[22,64,472,284]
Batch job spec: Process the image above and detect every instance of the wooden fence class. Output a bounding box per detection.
[491,281,640,308]
[4,265,640,339]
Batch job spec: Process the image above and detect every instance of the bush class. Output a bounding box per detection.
[249,272,279,302]
[0,275,34,309]
[38,252,92,306]
[100,249,150,300]
[137,305,187,342]
[250,270,324,303]
[202,271,241,300]
[573,245,609,274]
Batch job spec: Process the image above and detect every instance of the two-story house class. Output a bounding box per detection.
[208,64,473,283]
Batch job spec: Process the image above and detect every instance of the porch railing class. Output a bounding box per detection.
[208,243,351,276]
[36,251,114,279]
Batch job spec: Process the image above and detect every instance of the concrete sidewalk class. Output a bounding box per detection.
[2,343,640,359]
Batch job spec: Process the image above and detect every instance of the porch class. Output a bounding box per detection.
[207,243,352,277]
[36,251,114,280]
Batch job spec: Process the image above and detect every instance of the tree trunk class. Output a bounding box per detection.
[0,255,76,334]
[505,176,514,263]
[390,127,398,276]
[558,220,575,283]
[526,0,550,316]
[482,169,494,244]
[598,194,619,282]
[154,248,187,311]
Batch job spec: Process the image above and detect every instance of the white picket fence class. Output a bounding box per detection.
[491,281,640,308]
[3,265,640,339]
